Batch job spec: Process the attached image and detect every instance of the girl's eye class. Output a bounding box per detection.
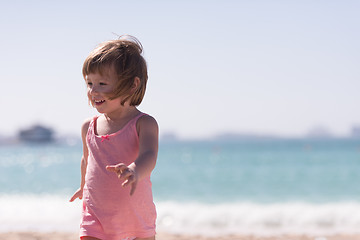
[87,82,93,86]
[99,82,107,86]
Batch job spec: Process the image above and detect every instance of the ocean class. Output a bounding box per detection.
[0,138,360,236]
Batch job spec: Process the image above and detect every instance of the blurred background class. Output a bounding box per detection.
[0,0,360,237]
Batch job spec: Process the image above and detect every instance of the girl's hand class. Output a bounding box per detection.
[69,188,83,202]
[106,163,138,196]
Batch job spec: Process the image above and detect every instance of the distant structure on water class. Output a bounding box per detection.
[160,132,178,142]
[306,126,333,139]
[18,125,54,143]
[352,126,360,138]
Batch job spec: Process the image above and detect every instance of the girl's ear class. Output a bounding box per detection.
[131,77,140,93]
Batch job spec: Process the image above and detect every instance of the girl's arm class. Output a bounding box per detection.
[106,115,158,195]
[69,119,91,202]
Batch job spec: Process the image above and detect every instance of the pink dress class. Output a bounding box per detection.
[80,113,156,240]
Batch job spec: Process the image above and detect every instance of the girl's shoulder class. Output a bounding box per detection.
[81,117,96,138]
[137,114,157,125]
[136,114,158,136]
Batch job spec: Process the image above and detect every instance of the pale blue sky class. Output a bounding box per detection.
[0,1,359,139]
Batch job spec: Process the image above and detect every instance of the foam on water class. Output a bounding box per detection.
[157,201,360,236]
[0,194,81,232]
[1,194,360,236]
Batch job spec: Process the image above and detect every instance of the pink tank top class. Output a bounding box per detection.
[81,113,156,239]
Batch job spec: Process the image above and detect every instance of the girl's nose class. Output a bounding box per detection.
[89,86,99,95]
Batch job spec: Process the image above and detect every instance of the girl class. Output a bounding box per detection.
[70,36,158,240]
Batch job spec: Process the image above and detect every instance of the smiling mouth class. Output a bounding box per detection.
[94,99,105,105]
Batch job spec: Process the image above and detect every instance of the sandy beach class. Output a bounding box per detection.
[0,232,360,240]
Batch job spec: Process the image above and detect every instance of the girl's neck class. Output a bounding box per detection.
[103,106,140,122]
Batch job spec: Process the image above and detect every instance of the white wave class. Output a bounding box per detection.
[1,195,360,236]
[156,201,360,236]
[0,194,81,232]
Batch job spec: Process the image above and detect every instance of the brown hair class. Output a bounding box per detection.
[82,35,148,106]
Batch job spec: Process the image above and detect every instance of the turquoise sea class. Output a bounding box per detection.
[1,138,360,235]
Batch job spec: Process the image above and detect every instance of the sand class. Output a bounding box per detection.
[0,232,359,240]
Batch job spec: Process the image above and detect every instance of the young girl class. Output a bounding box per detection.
[70,36,158,240]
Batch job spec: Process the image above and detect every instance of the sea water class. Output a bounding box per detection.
[0,138,360,236]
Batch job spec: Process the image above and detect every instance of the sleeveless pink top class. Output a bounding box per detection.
[80,113,156,240]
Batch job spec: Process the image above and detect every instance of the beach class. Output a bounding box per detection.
[1,232,360,240]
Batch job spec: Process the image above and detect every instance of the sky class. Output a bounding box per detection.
[0,0,359,139]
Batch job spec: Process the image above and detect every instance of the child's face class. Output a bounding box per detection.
[85,68,123,113]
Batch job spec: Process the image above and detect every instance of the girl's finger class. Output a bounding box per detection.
[106,164,126,173]
[114,163,127,172]
[130,181,137,196]
[122,174,135,187]
[119,169,133,179]
[105,165,117,172]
